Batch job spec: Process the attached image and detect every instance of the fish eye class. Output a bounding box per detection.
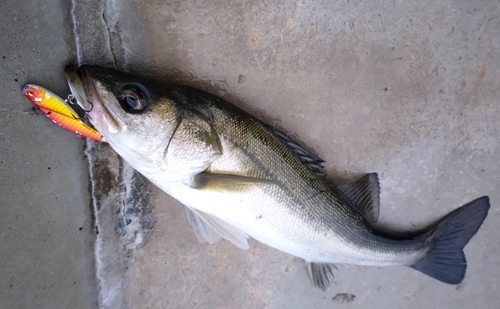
[119,85,149,113]
[122,91,141,109]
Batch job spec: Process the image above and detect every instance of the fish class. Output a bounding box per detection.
[65,65,490,290]
[22,84,104,142]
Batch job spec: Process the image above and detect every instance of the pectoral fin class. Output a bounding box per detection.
[190,173,277,192]
[185,207,249,249]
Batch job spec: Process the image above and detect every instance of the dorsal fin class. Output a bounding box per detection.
[268,126,325,177]
[268,126,380,223]
[337,173,380,223]
[306,262,338,291]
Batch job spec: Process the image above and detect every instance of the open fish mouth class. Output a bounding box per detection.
[64,65,124,134]
[65,65,89,111]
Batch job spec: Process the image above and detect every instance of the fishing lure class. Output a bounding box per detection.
[22,84,104,142]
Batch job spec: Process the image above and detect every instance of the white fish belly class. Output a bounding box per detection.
[157,181,411,265]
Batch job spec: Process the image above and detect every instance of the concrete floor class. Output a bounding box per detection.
[87,0,500,308]
[0,0,98,308]
[2,0,500,308]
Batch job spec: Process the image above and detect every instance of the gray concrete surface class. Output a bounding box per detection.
[0,1,98,308]
[75,0,500,308]
[5,0,499,308]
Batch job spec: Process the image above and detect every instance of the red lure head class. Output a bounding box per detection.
[22,84,44,107]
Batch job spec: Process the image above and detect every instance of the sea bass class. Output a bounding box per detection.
[66,65,489,290]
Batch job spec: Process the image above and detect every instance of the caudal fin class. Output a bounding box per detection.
[411,196,489,284]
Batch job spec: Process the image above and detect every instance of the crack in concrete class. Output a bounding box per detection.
[83,140,103,307]
[101,0,118,68]
[69,0,82,64]
[70,1,154,307]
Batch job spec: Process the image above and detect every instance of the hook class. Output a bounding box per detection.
[82,100,94,113]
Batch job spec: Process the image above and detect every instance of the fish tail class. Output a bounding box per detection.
[411,196,489,284]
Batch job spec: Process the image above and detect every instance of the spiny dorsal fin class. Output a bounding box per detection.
[337,173,380,223]
[185,207,249,249]
[306,262,338,291]
[270,126,380,223]
[268,126,326,178]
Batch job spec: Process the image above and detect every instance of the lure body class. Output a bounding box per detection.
[23,84,104,142]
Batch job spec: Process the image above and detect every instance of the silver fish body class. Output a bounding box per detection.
[66,65,489,290]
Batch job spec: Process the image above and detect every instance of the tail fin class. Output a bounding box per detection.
[411,196,489,284]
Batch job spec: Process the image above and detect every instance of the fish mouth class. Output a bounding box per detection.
[65,65,124,134]
[64,65,90,111]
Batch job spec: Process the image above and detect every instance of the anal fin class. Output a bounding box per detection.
[306,262,338,291]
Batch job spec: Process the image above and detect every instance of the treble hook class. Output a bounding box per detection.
[83,100,94,113]
[63,94,82,119]
[65,94,76,105]
[64,94,92,119]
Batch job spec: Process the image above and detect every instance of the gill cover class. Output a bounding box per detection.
[165,109,222,174]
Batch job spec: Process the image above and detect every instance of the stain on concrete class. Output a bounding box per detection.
[333,293,356,303]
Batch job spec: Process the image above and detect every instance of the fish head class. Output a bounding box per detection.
[65,65,220,181]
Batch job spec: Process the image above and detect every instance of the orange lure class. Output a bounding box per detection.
[22,84,104,142]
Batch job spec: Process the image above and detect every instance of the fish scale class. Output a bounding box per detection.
[159,87,424,265]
